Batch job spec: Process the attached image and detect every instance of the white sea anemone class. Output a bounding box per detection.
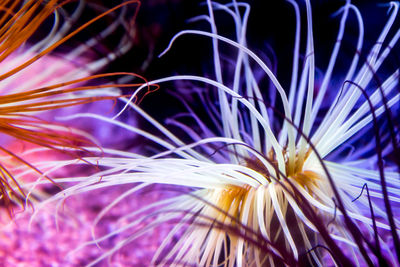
[38,0,399,266]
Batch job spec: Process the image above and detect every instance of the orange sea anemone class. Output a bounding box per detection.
[0,0,146,215]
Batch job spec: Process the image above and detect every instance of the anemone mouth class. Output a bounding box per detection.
[243,147,320,190]
[216,184,250,221]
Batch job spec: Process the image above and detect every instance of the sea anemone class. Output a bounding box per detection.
[0,0,152,265]
[40,0,399,266]
[0,0,144,214]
